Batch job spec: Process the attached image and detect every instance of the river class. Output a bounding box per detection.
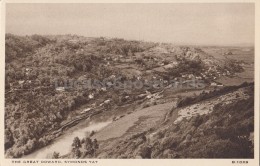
[23,121,111,159]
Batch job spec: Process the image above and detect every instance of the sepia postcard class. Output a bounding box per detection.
[0,0,259,166]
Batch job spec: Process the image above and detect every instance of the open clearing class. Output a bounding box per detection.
[93,102,175,141]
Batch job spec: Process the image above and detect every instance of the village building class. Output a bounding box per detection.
[56,87,65,92]
[18,80,25,85]
[188,74,195,79]
[88,93,94,99]
[210,82,223,87]
[101,87,107,91]
[195,76,202,80]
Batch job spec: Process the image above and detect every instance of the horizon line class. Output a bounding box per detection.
[5,33,255,48]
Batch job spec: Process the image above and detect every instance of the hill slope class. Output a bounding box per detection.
[4,34,253,158]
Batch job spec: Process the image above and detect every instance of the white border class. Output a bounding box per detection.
[0,1,259,166]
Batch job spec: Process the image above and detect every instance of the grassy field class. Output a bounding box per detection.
[201,46,254,86]
[93,102,174,141]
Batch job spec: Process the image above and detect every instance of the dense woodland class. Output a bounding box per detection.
[5,34,161,158]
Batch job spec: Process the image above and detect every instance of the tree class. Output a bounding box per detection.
[52,151,60,159]
[84,137,93,149]
[72,137,81,148]
[90,131,95,137]
[93,139,99,149]
[83,137,94,156]
[92,139,99,157]
[5,129,14,150]
[25,138,37,153]
[139,145,152,159]
[72,148,81,158]
[16,136,28,147]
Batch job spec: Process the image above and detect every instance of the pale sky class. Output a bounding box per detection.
[6,3,254,46]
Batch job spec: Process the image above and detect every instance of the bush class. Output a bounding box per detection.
[192,116,204,127]
[52,151,60,159]
[139,146,152,159]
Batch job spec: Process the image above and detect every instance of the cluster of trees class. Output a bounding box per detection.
[168,56,205,77]
[95,38,156,56]
[5,34,52,62]
[4,89,88,157]
[224,59,244,73]
[70,137,99,158]
[4,34,120,158]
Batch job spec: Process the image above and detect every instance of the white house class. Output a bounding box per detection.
[56,87,65,92]
[101,87,107,91]
[188,74,194,79]
[18,80,25,85]
[210,82,217,86]
[88,93,94,99]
